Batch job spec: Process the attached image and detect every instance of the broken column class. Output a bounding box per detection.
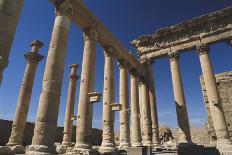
[26,2,72,154]
[197,44,232,151]
[139,78,152,146]
[62,64,79,146]
[99,47,117,153]
[168,52,191,143]
[131,73,142,147]
[118,60,130,149]
[7,40,44,151]
[73,28,98,152]
[146,61,160,146]
[0,0,24,85]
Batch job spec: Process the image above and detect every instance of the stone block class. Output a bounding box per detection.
[127,146,151,155]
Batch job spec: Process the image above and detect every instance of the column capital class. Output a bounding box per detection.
[103,46,114,57]
[138,76,148,86]
[196,44,210,56]
[142,58,155,66]
[130,68,139,78]
[168,52,179,62]
[31,40,43,48]
[83,28,98,42]
[55,0,73,17]
[118,59,128,70]
[0,56,9,70]
[69,64,79,80]
[31,40,44,54]
[226,36,232,46]
[24,52,44,64]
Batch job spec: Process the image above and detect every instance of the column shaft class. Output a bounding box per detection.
[27,5,71,153]
[131,76,142,146]
[169,52,191,143]
[147,64,160,146]
[140,80,152,146]
[138,83,143,136]
[0,0,24,84]
[197,45,231,146]
[7,41,44,147]
[75,28,97,151]
[62,65,79,146]
[99,47,116,153]
[119,64,130,148]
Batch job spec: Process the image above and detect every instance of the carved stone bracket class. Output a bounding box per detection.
[88,92,102,103]
[24,52,44,64]
[110,104,122,112]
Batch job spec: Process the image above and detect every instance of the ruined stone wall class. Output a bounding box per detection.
[0,119,102,146]
[200,71,232,144]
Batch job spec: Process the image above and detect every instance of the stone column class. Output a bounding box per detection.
[168,52,191,143]
[131,74,142,147]
[147,61,160,146]
[139,79,152,146]
[62,64,79,146]
[138,82,143,137]
[99,47,117,153]
[26,2,71,154]
[0,0,24,85]
[118,61,130,149]
[7,40,44,149]
[197,44,232,150]
[73,28,98,152]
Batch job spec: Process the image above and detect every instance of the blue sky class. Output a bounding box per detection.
[0,0,232,130]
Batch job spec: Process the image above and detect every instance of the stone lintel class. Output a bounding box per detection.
[88,92,102,103]
[49,0,147,77]
[110,104,122,111]
[131,6,232,60]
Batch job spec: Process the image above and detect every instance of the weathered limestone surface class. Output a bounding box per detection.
[74,28,98,152]
[99,47,117,153]
[131,75,142,147]
[0,0,24,85]
[61,64,79,147]
[197,45,232,152]
[168,52,191,143]
[27,3,71,154]
[147,62,160,146]
[140,80,152,146]
[118,62,130,149]
[7,40,44,148]
[201,71,232,145]
[131,7,232,60]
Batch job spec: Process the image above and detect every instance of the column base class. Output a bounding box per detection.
[142,141,152,146]
[118,142,130,150]
[70,143,92,154]
[9,145,25,154]
[0,146,13,155]
[131,142,142,147]
[217,143,232,154]
[99,142,117,154]
[56,144,69,154]
[26,145,57,155]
